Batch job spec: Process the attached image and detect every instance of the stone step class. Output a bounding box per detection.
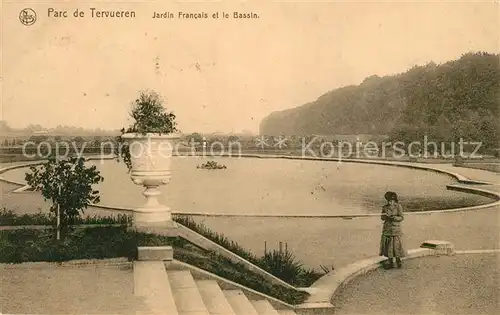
[223,290,259,315]
[168,270,210,315]
[133,261,179,315]
[250,300,280,315]
[196,280,237,315]
[276,310,298,315]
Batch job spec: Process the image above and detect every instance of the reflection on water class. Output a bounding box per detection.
[4,157,494,215]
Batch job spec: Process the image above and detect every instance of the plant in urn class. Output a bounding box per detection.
[118,90,180,229]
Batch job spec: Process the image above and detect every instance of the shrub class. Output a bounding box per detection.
[0,208,132,226]
[173,215,324,287]
[173,215,258,262]
[197,160,227,170]
[126,90,178,135]
[258,249,323,287]
[0,227,179,263]
[0,208,53,226]
[116,90,179,171]
[0,227,133,263]
[259,249,304,284]
[173,249,309,304]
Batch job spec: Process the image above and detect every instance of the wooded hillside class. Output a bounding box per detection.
[260,52,499,149]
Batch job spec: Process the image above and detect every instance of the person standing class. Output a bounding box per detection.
[380,191,406,269]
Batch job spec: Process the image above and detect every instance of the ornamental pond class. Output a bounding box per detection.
[3,157,494,215]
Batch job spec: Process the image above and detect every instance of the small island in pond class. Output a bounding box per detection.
[197,160,227,170]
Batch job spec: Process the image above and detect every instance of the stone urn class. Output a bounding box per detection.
[121,133,180,228]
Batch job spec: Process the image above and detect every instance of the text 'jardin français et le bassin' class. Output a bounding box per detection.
[47,8,259,20]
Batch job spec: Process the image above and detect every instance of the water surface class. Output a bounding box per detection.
[3,157,493,215]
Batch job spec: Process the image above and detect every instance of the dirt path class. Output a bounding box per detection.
[331,253,500,315]
[0,263,143,314]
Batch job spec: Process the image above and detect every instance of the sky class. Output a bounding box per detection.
[1,0,499,134]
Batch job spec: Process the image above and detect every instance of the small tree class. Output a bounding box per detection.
[93,135,103,147]
[25,156,104,240]
[187,132,203,146]
[72,136,85,147]
[29,134,48,144]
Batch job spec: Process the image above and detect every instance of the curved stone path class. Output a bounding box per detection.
[435,164,499,185]
[331,253,500,315]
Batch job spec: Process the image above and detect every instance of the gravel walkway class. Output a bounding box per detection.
[0,263,142,314]
[331,253,500,315]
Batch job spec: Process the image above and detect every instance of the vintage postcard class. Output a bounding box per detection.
[1,0,499,314]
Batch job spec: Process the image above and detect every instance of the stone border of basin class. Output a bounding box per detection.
[453,163,500,173]
[0,157,115,190]
[296,240,455,309]
[92,182,499,218]
[1,156,498,217]
[0,162,41,186]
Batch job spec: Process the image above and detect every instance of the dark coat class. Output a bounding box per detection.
[381,203,404,236]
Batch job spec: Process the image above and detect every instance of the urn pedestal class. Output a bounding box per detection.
[121,133,179,229]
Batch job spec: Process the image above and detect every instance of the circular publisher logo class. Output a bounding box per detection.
[19,8,37,26]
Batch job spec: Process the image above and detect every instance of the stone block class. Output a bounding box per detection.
[420,240,455,255]
[127,223,180,237]
[138,246,173,261]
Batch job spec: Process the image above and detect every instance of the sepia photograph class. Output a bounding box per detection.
[0,0,499,314]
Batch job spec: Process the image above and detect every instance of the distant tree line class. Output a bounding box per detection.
[260,52,500,151]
